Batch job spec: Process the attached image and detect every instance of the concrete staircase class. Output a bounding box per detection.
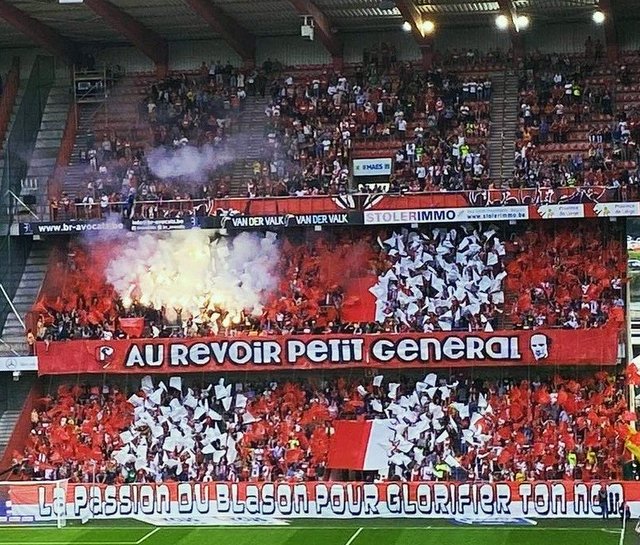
[23,80,71,220]
[228,97,270,196]
[0,81,27,239]
[0,80,27,179]
[0,410,20,455]
[61,74,145,201]
[0,243,50,357]
[60,102,104,201]
[487,71,520,185]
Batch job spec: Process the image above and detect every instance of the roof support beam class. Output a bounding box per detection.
[394,0,434,70]
[83,0,168,77]
[287,0,343,68]
[496,0,524,62]
[182,0,255,67]
[599,0,619,64]
[0,0,77,62]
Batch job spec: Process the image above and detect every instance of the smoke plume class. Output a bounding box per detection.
[104,230,280,323]
[147,145,234,181]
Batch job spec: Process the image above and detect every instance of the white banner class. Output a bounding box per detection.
[594,202,640,217]
[353,158,393,177]
[6,481,633,522]
[363,206,529,225]
[536,204,585,219]
[0,357,37,372]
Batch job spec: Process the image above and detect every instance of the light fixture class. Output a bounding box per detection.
[402,21,412,32]
[592,10,606,24]
[516,14,530,30]
[421,19,435,34]
[495,14,509,30]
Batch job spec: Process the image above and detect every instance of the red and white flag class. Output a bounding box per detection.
[327,420,394,471]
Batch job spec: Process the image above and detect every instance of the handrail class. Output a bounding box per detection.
[0,57,20,152]
[39,184,630,223]
[47,103,78,209]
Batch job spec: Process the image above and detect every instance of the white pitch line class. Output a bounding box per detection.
[136,527,161,544]
[0,542,135,545]
[0,527,151,531]
[107,526,619,531]
[0,525,620,538]
[344,527,363,545]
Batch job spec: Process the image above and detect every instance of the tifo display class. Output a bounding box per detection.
[18,372,628,484]
[31,221,624,343]
[2,26,640,544]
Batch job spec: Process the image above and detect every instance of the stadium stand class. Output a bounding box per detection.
[16,370,627,483]
[28,220,624,341]
[1,1,640,535]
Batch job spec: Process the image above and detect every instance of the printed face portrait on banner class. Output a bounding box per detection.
[530,333,550,361]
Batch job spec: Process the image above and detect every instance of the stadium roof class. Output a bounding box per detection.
[0,0,637,53]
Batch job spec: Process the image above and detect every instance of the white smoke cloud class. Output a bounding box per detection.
[104,230,280,324]
[147,145,234,181]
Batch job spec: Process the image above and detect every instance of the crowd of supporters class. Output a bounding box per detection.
[48,47,640,223]
[30,221,623,343]
[54,66,247,222]
[514,50,640,193]
[17,370,626,483]
[255,63,491,197]
[508,223,625,329]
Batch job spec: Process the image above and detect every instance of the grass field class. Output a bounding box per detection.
[0,517,630,545]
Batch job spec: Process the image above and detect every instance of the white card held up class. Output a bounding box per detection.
[128,394,144,407]
[202,444,216,455]
[113,449,131,465]
[148,388,163,405]
[140,375,154,394]
[242,411,258,424]
[388,383,400,399]
[373,375,384,387]
[213,450,225,463]
[208,409,222,421]
[445,454,461,468]
[214,384,228,400]
[169,377,182,392]
[183,393,198,409]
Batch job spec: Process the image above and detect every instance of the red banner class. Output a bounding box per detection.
[36,328,619,375]
[207,187,624,219]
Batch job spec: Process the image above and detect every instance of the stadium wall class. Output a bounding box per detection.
[618,19,640,50]
[169,40,241,70]
[0,48,68,79]
[523,21,604,54]
[0,22,616,76]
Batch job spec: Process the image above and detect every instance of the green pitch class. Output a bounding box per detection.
[0,518,628,545]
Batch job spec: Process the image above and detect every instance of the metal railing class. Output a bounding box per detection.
[13,184,627,224]
[0,56,54,348]
[0,56,54,231]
